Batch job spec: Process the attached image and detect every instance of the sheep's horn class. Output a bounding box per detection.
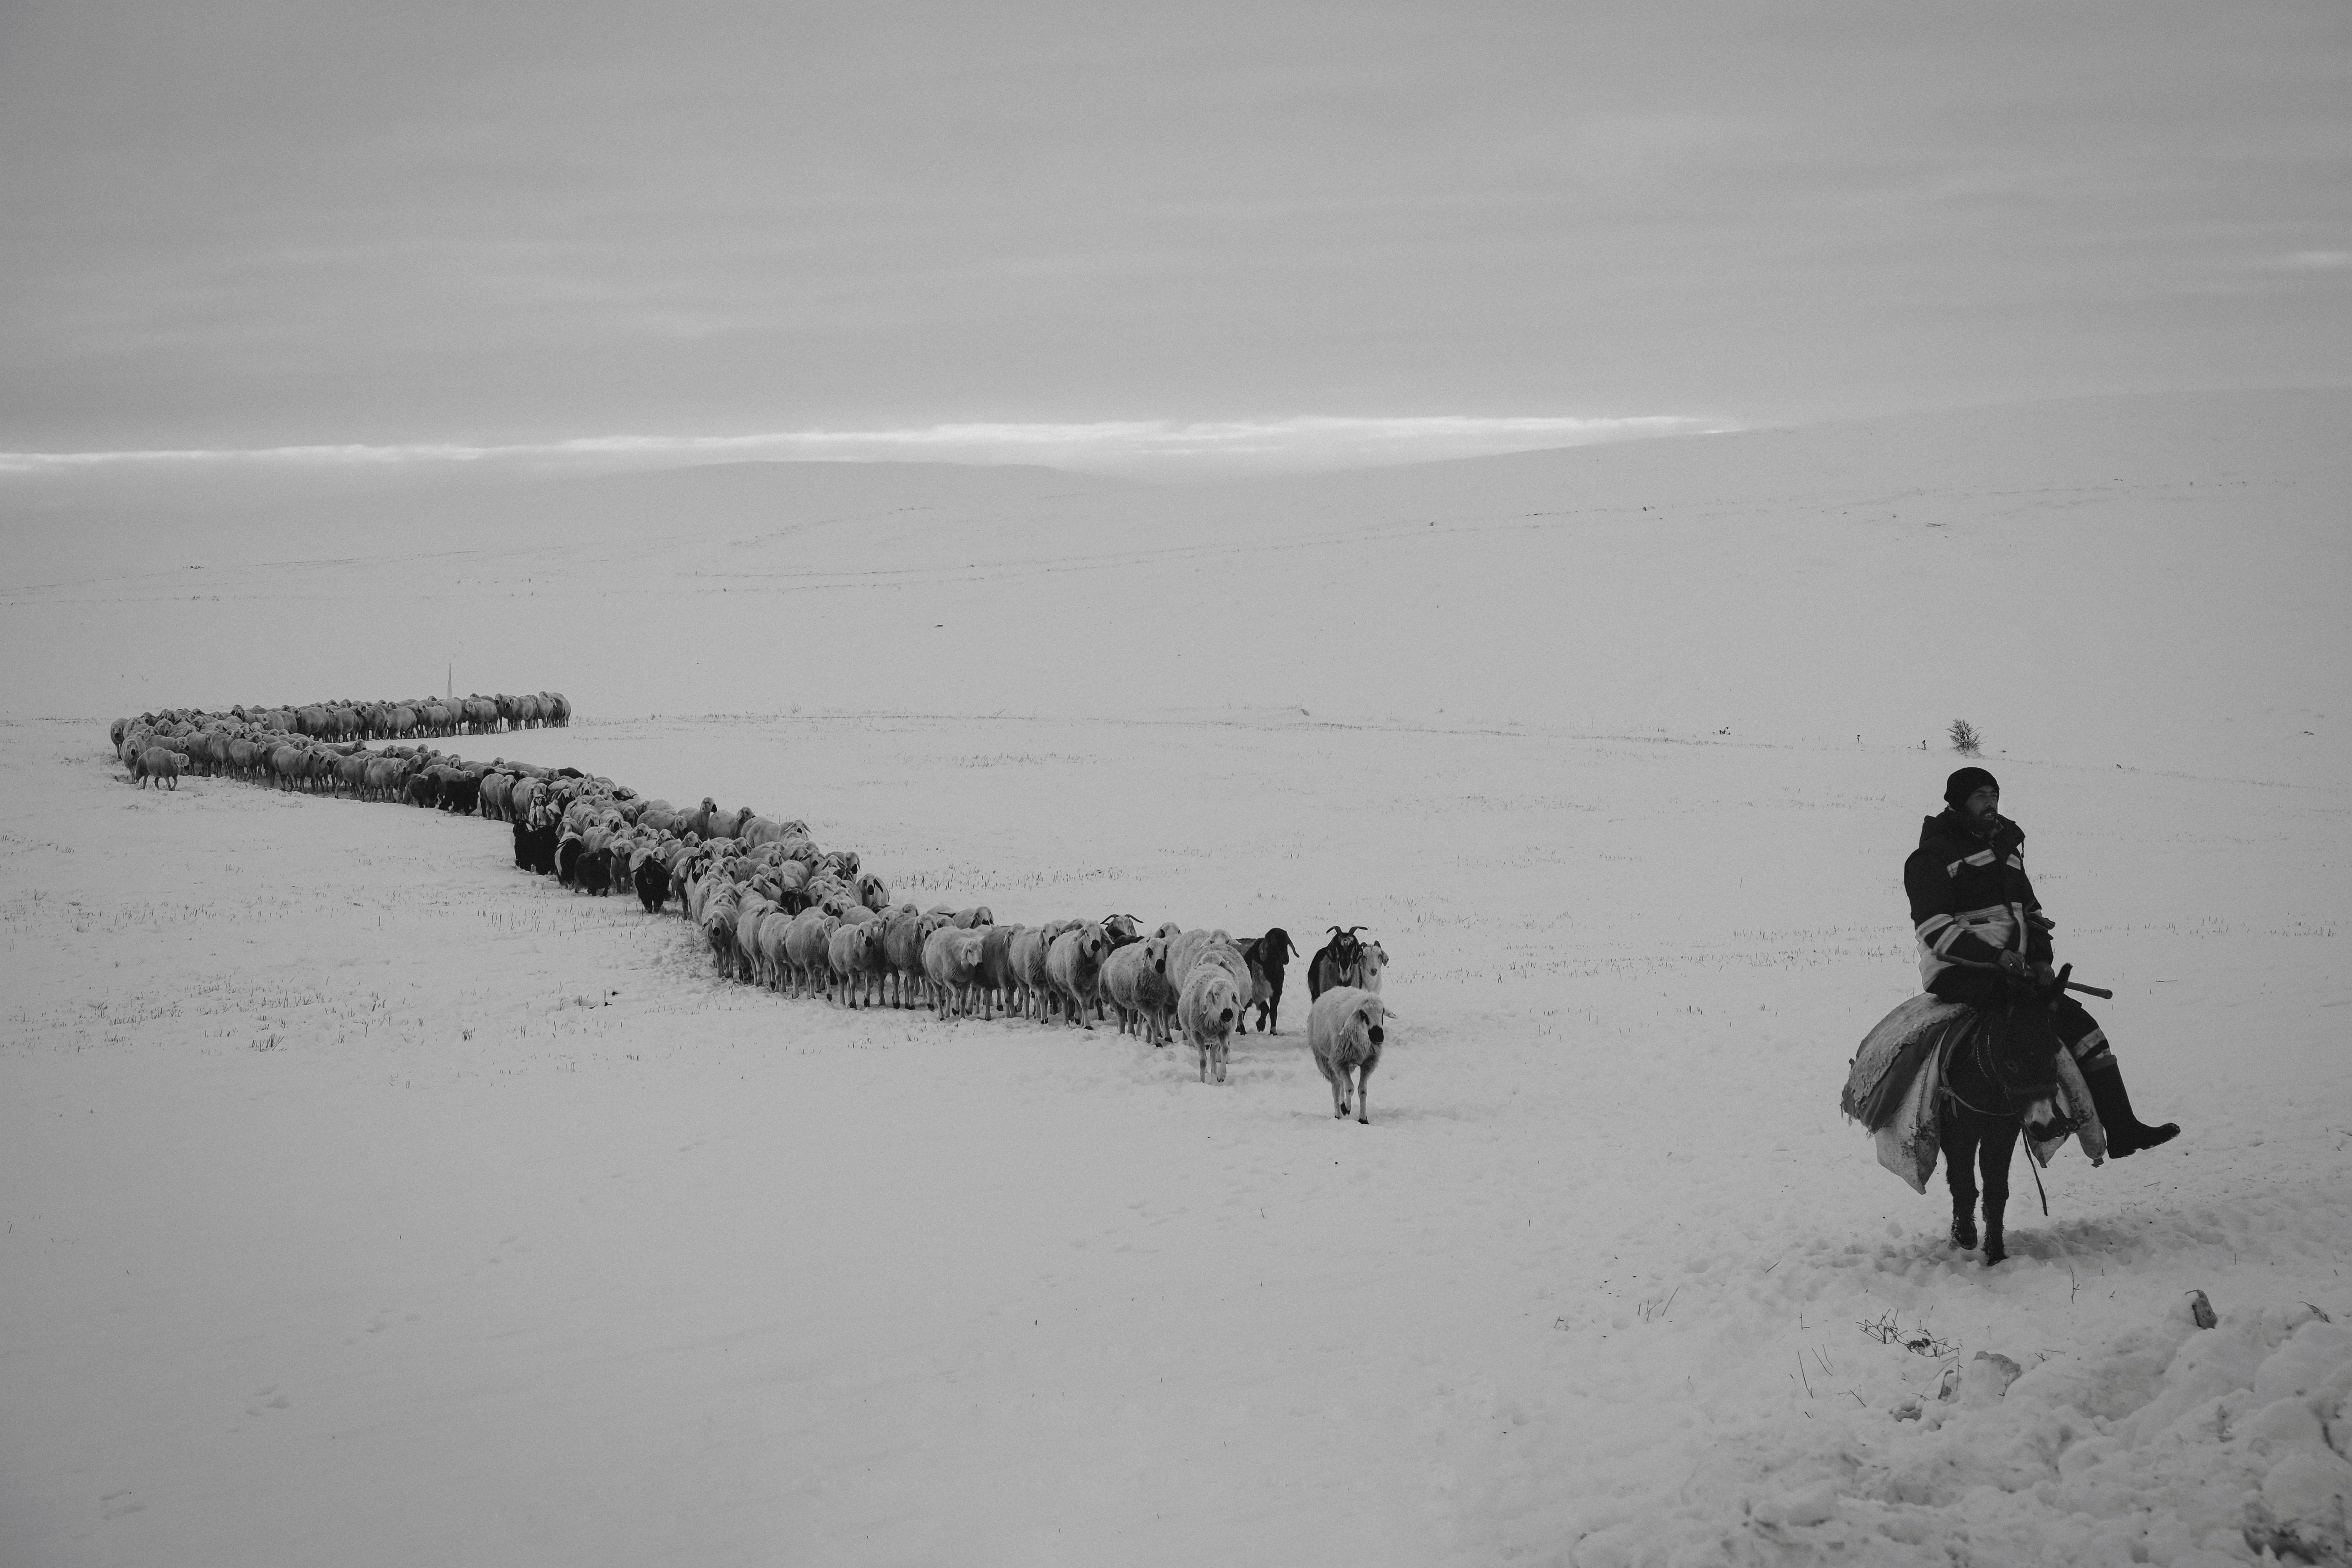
[1346,925,1366,936]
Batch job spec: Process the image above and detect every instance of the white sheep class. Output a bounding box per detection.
[130,747,189,789]
[1166,929,1253,1015]
[1308,987,1390,1124]
[923,925,988,1019]
[1044,923,1110,1029]
[1177,966,1243,1084]
[1101,937,1176,1044]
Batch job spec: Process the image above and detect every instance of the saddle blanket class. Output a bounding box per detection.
[1843,993,2106,1193]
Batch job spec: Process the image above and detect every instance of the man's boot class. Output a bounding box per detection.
[1951,1207,1977,1251]
[2082,1059,2179,1158]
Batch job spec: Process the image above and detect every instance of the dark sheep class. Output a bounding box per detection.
[633,855,671,914]
[433,769,481,814]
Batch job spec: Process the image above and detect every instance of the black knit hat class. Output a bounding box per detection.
[1944,766,1999,806]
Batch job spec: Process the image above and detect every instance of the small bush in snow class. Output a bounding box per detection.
[1948,719,1982,755]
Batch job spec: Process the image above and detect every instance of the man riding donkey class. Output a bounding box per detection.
[1845,766,2180,1261]
[1904,765,2180,1174]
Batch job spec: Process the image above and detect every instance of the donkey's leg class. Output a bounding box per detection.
[1941,1112,1981,1251]
[1980,1120,2022,1265]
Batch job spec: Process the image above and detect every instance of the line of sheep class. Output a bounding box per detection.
[111,701,569,802]
[107,701,1396,1121]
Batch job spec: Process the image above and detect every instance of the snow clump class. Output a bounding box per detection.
[1576,1299,2352,1566]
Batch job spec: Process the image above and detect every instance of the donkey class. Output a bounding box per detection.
[1938,979,2077,1265]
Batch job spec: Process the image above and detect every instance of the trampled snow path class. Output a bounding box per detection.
[4,708,2347,1567]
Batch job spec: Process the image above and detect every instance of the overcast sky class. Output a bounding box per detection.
[3,1,2346,473]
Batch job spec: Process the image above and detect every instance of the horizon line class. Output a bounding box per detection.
[0,414,1731,477]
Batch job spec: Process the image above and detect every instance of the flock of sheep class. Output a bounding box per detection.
[109,692,569,792]
[108,697,1397,1121]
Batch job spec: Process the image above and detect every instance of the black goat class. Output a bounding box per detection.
[1241,928,1299,1034]
[1307,925,1366,1002]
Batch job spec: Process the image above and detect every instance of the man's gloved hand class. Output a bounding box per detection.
[1995,950,2028,978]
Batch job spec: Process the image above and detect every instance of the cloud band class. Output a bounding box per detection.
[0,414,1724,477]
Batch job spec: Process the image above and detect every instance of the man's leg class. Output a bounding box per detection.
[2053,1000,2180,1157]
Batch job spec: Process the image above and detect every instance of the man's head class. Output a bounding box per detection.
[1944,766,2000,820]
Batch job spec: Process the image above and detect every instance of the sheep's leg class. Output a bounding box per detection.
[1332,1070,1351,1119]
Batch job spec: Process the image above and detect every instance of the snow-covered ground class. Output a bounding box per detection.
[3,390,2348,1565]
